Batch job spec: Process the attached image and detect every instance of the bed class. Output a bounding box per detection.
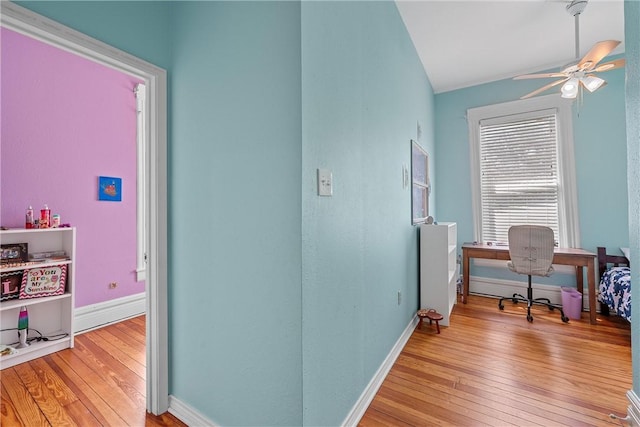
[597,246,631,321]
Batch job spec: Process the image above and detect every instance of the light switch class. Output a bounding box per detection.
[317,168,333,196]
[402,164,409,189]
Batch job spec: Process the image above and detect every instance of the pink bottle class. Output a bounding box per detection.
[40,204,51,228]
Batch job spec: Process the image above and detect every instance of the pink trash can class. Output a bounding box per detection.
[561,287,582,320]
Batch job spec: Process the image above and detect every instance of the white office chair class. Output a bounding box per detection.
[498,225,569,323]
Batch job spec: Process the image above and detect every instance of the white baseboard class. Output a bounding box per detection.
[469,275,588,308]
[165,315,419,427]
[169,394,217,426]
[342,314,419,427]
[74,292,146,334]
[627,390,640,426]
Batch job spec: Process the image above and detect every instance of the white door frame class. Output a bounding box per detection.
[1,2,169,415]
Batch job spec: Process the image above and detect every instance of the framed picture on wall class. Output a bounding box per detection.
[411,140,430,224]
[98,176,122,201]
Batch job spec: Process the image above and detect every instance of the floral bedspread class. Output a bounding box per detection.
[598,266,631,321]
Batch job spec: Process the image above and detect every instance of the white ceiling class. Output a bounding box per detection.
[395,0,625,94]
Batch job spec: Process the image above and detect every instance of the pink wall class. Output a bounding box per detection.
[1,28,144,307]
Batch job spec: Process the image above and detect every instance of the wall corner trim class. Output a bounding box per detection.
[168,395,217,426]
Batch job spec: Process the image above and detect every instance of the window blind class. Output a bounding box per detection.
[478,110,560,243]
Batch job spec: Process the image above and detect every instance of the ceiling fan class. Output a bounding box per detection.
[515,0,624,100]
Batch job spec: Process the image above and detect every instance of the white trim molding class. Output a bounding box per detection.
[169,395,217,427]
[469,275,589,308]
[341,315,419,426]
[74,293,146,334]
[135,83,148,283]
[628,390,640,426]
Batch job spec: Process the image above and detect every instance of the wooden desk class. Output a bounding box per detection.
[461,243,598,324]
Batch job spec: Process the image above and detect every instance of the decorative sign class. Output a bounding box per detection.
[1,270,23,301]
[20,265,67,299]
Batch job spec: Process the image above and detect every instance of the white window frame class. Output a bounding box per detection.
[467,94,580,248]
[135,83,147,282]
[411,139,430,224]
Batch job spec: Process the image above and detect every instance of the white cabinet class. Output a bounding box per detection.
[420,222,457,327]
[1,228,75,368]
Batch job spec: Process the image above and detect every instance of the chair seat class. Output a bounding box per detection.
[507,260,554,277]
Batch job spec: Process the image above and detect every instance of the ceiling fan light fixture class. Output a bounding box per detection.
[561,78,579,98]
[582,75,605,92]
[514,1,619,101]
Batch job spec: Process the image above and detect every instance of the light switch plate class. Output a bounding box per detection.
[402,164,409,189]
[317,168,333,196]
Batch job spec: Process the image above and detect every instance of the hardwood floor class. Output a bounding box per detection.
[1,297,632,426]
[1,316,185,427]
[359,295,632,427]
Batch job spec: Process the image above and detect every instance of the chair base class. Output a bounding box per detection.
[498,276,569,323]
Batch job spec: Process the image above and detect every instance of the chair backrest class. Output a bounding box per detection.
[507,225,555,277]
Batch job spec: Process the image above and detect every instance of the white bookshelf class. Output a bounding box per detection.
[420,222,457,327]
[0,228,76,368]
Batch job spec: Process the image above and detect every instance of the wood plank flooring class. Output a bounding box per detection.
[359,294,632,427]
[1,297,632,426]
[1,316,185,427]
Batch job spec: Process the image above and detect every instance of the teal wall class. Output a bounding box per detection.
[15,1,173,70]
[301,2,433,425]
[435,55,628,284]
[15,1,432,425]
[624,0,639,393]
[169,2,303,425]
[18,0,633,422]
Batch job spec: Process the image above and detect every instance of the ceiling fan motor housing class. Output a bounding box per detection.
[566,0,587,17]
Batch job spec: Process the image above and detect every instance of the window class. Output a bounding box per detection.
[412,140,430,224]
[467,94,580,247]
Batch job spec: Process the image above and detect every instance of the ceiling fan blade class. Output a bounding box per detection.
[593,58,625,73]
[520,78,569,100]
[578,40,621,71]
[514,72,568,80]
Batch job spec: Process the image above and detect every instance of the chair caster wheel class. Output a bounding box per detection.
[548,306,555,311]
[527,314,533,322]
[499,304,504,311]
[561,315,569,323]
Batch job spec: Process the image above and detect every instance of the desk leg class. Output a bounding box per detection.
[587,258,596,325]
[575,266,586,321]
[462,250,470,304]
[575,266,584,297]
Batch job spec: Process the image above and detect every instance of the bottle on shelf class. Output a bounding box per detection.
[25,206,34,229]
[40,204,51,228]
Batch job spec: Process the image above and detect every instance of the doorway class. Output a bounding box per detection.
[1,2,168,415]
